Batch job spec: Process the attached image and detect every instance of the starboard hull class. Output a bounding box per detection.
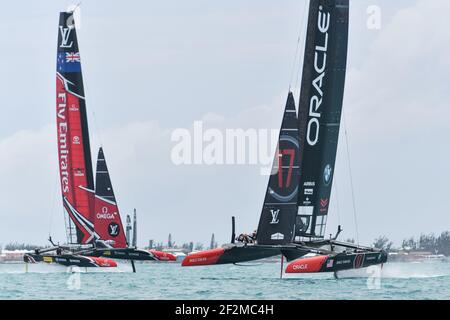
[85,248,176,262]
[285,251,388,274]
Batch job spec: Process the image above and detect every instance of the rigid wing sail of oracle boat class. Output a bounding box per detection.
[182,0,388,275]
[24,11,174,270]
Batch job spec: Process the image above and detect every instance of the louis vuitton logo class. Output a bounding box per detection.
[59,26,73,48]
[270,209,280,225]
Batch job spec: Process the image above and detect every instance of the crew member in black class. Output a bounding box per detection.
[236,231,257,244]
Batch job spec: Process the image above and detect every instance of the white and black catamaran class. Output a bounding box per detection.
[24,10,175,269]
[183,0,388,274]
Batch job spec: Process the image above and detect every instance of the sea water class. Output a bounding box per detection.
[0,261,449,300]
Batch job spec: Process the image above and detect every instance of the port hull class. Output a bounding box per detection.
[182,244,309,266]
[23,253,117,268]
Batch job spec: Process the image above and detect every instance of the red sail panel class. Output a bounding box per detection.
[93,196,127,248]
[57,75,96,244]
[93,148,127,248]
[57,12,96,244]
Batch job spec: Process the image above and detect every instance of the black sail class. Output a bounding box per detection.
[95,148,116,203]
[256,93,300,245]
[94,147,127,248]
[295,0,349,239]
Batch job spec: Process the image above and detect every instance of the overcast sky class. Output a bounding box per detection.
[1,0,449,248]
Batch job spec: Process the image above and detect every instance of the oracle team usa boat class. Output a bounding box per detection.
[24,10,175,270]
[182,0,388,275]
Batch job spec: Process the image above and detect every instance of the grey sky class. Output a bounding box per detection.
[0,0,449,248]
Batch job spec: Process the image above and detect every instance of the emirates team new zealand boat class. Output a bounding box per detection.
[182,0,388,275]
[24,10,175,269]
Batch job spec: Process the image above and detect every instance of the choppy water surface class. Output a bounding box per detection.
[0,261,449,299]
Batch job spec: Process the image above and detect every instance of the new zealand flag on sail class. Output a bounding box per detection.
[57,51,81,73]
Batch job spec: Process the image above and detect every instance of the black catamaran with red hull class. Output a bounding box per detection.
[25,11,114,268]
[183,0,388,274]
[182,92,306,266]
[25,11,175,269]
[184,92,309,266]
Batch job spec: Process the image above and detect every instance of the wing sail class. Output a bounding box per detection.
[93,147,127,248]
[56,12,96,244]
[295,0,349,239]
[256,92,300,245]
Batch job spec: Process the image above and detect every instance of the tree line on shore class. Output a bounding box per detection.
[2,231,450,256]
[0,242,44,251]
[371,231,450,256]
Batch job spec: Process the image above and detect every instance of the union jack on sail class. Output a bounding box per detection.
[66,52,80,62]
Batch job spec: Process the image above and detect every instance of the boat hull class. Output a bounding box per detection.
[148,249,177,261]
[285,251,388,274]
[85,248,176,262]
[23,253,117,268]
[182,245,309,266]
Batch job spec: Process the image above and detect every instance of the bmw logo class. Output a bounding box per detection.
[323,164,332,186]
